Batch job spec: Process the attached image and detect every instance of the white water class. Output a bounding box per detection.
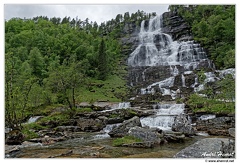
[93,123,121,139]
[181,74,186,87]
[198,114,216,121]
[128,15,207,67]
[27,116,43,123]
[101,102,131,112]
[128,15,235,131]
[141,103,185,130]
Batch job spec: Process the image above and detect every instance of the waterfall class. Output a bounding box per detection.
[181,74,186,87]
[93,123,121,139]
[141,103,185,130]
[100,102,131,112]
[27,116,43,123]
[128,15,207,67]
[128,14,234,131]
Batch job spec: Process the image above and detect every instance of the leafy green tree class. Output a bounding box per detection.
[216,74,235,102]
[28,47,46,79]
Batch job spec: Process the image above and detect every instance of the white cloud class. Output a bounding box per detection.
[4,4,169,24]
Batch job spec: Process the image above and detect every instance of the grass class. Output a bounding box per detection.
[34,104,65,116]
[187,94,235,114]
[38,112,70,126]
[76,74,127,103]
[112,135,142,147]
[22,123,46,140]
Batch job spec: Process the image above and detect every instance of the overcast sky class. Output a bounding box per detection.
[4,4,169,24]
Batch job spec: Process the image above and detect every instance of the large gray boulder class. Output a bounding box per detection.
[77,118,105,132]
[196,116,235,136]
[128,126,162,145]
[172,114,195,136]
[174,138,235,158]
[108,116,141,137]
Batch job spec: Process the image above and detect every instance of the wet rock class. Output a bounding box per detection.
[128,126,162,145]
[106,117,124,124]
[77,118,105,132]
[184,74,196,87]
[161,11,191,41]
[29,136,66,144]
[221,139,235,158]
[164,133,185,143]
[228,128,235,137]
[196,116,235,136]
[108,116,141,137]
[6,130,24,145]
[55,126,82,132]
[122,141,154,148]
[172,114,195,136]
[174,138,235,158]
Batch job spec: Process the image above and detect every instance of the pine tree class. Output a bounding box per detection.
[98,38,108,80]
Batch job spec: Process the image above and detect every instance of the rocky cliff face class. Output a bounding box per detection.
[120,11,193,57]
[121,10,235,138]
[161,11,192,41]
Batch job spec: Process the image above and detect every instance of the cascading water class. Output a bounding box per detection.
[93,123,121,139]
[128,15,214,131]
[140,103,185,130]
[128,15,208,67]
[27,116,43,123]
[128,15,235,132]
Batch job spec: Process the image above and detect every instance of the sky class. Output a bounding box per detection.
[4,4,169,24]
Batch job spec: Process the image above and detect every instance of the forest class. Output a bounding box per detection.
[168,5,235,69]
[5,10,154,128]
[5,5,235,131]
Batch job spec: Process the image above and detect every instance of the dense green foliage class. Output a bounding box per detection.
[169,5,235,69]
[5,10,154,128]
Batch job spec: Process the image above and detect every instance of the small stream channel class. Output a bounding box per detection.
[7,131,209,158]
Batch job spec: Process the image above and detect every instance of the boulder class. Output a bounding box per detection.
[128,126,162,145]
[164,133,185,143]
[108,116,141,137]
[196,116,235,136]
[172,114,195,136]
[228,128,235,137]
[6,130,24,145]
[174,138,235,158]
[77,118,105,132]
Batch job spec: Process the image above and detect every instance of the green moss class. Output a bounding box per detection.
[76,107,93,113]
[38,113,70,126]
[22,123,46,140]
[22,123,46,131]
[126,109,137,116]
[112,135,142,147]
[109,114,120,118]
[196,70,206,84]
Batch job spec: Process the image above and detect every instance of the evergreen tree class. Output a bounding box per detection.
[97,38,108,80]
